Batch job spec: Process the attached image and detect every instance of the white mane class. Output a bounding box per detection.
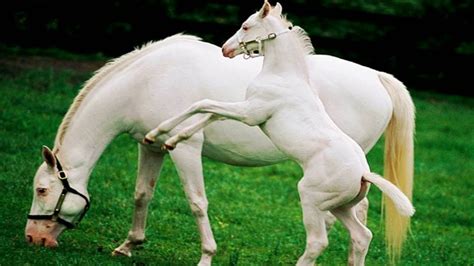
[279,15,315,55]
[54,34,202,150]
[290,26,315,55]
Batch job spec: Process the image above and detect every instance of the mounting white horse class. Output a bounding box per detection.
[145,2,414,265]
[25,3,414,266]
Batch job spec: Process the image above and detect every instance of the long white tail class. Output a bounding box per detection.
[378,72,415,262]
[363,173,415,217]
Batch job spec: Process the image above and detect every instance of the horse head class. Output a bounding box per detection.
[222,1,291,58]
[25,146,90,247]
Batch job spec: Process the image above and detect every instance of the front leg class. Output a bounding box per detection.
[145,99,267,144]
[169,134,217,266]
[113,145,165,257]
[145,100,213,144]
[164,114,219,150]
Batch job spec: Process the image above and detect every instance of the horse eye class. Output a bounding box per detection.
[36,187,47,195]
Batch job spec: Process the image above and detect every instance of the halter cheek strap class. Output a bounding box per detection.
[238,28,292,59]
[27,156,90,229]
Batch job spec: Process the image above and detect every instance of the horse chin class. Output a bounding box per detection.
[25,219,66,248]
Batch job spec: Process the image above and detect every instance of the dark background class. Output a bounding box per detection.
[1,0,473,95]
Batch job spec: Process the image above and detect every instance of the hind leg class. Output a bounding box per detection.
[325,197,368,232]
[323,197,369,265]
[348,198,369,265]
[297,180,329,266]
[331,206,372,266]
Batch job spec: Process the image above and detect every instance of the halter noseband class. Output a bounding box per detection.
[27,155,90,229]
[238,28,292,59]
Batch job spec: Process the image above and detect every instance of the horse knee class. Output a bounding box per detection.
[134,190,152,208]
[306,237,328,258]
[202,242,217,256]
[178,132,191,141]
[189,198,208,217]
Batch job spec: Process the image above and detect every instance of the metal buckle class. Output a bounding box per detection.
[267,33,277,39]
[58,170,67,180]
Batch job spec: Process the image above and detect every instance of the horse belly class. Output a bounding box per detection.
[201,121,287,166]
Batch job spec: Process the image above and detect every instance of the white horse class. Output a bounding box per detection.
[144,2,415,265]
[25,4,414,266]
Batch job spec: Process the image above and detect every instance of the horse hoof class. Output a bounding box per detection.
[162,144,175,151]
[143,137,155,145]
[112,248,132,257]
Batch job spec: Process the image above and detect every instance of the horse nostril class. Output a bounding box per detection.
[27,235,33,243]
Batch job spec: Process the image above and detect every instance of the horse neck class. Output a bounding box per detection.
[53,86,128,187]
[261,32,309,81]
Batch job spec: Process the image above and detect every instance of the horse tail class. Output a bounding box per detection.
[378,72,415,262]
[362,173,415,217]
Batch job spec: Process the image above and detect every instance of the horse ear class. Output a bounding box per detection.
[271,2,283,17]
[259,0,271,18]
[42,146,56,168]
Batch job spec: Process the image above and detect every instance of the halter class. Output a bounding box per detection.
[27,155,90,229]
[238,28,292,59]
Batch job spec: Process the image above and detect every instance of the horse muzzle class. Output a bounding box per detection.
[25,219,64,248]
[222,46,236,58]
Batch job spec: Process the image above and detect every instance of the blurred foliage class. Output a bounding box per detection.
[0,43,106,62]
[2,0,472,51]
[1,0,473,94]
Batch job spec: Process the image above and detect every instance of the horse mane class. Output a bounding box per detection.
[290,26,315,55]
[53,34,202,150]
[279,15,315,55]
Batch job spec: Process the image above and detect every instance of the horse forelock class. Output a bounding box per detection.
[53,34,202,150]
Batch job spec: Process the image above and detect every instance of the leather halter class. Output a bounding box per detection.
[27,156,90,229]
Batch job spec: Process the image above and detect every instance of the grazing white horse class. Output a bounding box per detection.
[25,3,414,265]
[145,2,415,265]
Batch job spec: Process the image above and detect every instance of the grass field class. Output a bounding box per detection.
[0,59,473,265]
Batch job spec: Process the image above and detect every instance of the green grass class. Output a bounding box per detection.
[0,65,473,265]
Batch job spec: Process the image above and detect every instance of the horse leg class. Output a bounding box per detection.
[145,100,220,142]
[113,144,165,256]
[164,114,217,150]
[145,99,264,143]
[169,134,217,266]
[296,179,329,266]
[322,197,369,265]
[145,102,207,142]
[326,198,369,264]
[323,212,337,232]
[346,198,369,265]
[331,206,372,266]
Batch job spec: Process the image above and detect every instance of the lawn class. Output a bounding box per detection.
[0,58,472,265]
